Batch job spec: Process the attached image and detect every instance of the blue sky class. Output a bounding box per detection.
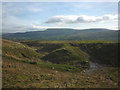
[2,2,118,33]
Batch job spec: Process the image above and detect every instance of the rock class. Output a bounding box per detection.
[52,67,55,69]
[83,70,86,73]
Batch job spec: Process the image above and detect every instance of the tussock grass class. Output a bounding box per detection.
[2,39,119,88]
[2,39,43,61]
[3,58,118,88]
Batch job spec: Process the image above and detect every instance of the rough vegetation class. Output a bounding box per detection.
[21,40,118,67]
[2,39,119,88]
[3,58,118,88]
[2,39,43,62]
[70,42,118,67]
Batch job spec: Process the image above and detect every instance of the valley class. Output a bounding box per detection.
[2,1,119,88]
[2,39,119,88]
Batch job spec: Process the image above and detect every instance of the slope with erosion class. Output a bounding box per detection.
[21,40,90,68]
[21,40,64,54]
[2,39,86,72]
[2,39,119,88]
[21,40,118,67]
[2,39,43,62]
[3,39,118,71]
[69,42,118,67]
[42,44,89,68]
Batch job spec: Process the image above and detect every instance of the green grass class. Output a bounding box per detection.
[2,39,119,88]
[37,62,82,72]
[21,40,90,68]
[77,43,118,66]
[3,39,118,67]
[2,39,87,72]
[21,40,117,44]
[3,58,119,88]
[42,43,90,68]
[3,52,83,73]
[2,39,43,61]
[21,40,118,67]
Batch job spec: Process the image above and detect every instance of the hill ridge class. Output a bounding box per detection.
[2,28,118,41]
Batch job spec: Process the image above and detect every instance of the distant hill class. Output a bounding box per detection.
[3,28,118,41]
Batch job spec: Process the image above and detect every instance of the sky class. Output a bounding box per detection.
[2,2,118,33]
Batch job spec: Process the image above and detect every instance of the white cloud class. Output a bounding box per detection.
[31,24,118,30]
[45,14,118,24]
[46,15,78,23]
[31,24,70,29]
[2,15,31,33]
[103,15,118,20]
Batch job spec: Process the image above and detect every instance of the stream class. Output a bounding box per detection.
[85,62,104,74]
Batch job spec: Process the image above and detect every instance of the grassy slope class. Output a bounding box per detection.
[21,40,118,66]
[2,39,84,72]
[2,39,44,62]
[2,39,119,88]
[42,43,89,68]
[21,40,90,68]
[76,43,118,66]
[3,58,118,88]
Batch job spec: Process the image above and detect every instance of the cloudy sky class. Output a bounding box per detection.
[2,2,118,33]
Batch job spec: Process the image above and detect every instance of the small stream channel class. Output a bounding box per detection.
[85,62,103,74]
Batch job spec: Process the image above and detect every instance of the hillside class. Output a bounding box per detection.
[3,58,118,88]
[21,40,118,67]
[2,39,43,62]
[3,39,118,69]
[3,28,118,41]
[2,39,119,88]
[2,39,88,72]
